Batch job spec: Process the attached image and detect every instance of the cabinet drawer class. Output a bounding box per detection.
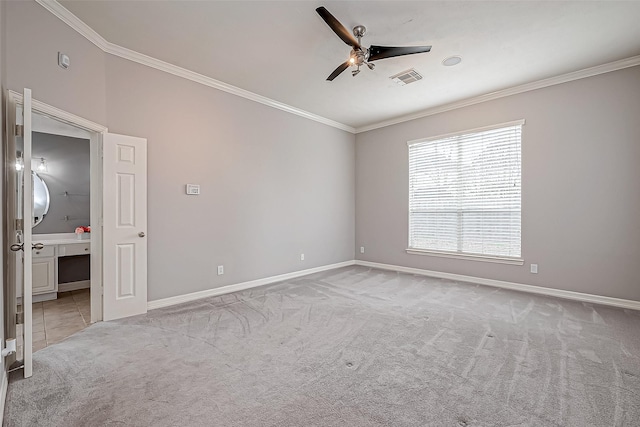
[33,245,55,258]
[59,243,91,256]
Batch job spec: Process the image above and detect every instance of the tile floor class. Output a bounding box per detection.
[18,289,91,356]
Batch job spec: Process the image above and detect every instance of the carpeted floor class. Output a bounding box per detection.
[4,266,640,426]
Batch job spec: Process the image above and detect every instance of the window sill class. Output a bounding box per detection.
[406,248,524,265]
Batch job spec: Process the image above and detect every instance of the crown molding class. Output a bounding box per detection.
[356,55,640,133]
[37,0,639,136]
[36,0,109,51]
[35,0,356,134]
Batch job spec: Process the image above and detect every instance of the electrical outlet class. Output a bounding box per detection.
[300,253,305,261]
[360,246,365,254]
[217,265,224,275]
[530,264,538,274]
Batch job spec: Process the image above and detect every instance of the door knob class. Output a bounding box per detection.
[138,232,145,238]
[32,243,44,250]
[10,243,23,252]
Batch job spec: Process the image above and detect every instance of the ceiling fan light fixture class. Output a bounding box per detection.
[442,56,462,66]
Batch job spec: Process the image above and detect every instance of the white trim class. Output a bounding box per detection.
[58,280,91,292]
[147,260,356,310]
[8,90,107,133]
[34,0,109,51]
[357,56,640,133]
[89,132,103,323]
[406,249,524,265]
[34,0,355,134]
[36,1,640,136]
[9,90,106,323]
[0,370,7,426]
[104,44,354,133]
[407,119,525,146]
[355,260,640,311]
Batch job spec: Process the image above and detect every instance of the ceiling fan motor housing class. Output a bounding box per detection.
[350,48,369,66]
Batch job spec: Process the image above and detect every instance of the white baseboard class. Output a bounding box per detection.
[18,292,57,305]
[146,259,640,312]
[355,260,640,311]
[0,369,8,426]
[147,260,356,310]
[58,280,91,292]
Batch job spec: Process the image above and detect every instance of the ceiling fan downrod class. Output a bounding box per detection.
[350,25,374,76]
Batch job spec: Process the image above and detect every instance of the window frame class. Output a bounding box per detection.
[406,120,525,265]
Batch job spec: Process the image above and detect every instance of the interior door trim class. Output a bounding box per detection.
[6,91,108,326]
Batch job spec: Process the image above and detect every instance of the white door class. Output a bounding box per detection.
[102,133,148,321]
[18,89,34,378]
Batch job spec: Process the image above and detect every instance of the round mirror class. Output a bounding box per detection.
[33,171,50,227]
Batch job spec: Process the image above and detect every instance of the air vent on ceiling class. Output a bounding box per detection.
[390,68,423,86]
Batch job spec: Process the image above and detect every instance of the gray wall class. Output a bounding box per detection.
[105,56,355,301]
[356,66,640,301]
[5,1,106,125]
[6,1,640,304]
[5,1,355,302]
[32,132,90,234]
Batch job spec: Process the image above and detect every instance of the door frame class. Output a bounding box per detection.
[6,90,108,323]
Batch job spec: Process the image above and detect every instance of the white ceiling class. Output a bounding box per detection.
[58,1,640,130]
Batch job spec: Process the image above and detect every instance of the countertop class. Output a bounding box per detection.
[34,233,91,245]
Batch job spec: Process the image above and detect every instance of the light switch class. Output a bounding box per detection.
[186,184,200,195]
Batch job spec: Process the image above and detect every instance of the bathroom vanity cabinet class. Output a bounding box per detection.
[17,234,91,302]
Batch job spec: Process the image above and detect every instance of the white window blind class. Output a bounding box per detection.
[408,121,522,260]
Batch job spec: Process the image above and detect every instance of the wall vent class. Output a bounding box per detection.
[390,69,423,86]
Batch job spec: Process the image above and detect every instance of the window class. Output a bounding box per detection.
[408,120,523,263]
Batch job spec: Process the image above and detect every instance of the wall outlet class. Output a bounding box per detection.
[300,253,305,261]
[217,265,224,275]
[530,264,538,274]
[360,246,365,254]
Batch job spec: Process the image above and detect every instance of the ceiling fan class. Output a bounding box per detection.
[316,6,432,81]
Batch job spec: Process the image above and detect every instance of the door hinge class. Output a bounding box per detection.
[16,311,24,325]
[15,124,24,137]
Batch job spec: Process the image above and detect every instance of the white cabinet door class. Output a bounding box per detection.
[32,258,55,294]
[103,133,148,321]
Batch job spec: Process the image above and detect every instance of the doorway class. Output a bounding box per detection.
[4,90,148,378]
[16,129,93,357]
[4,91,106,374]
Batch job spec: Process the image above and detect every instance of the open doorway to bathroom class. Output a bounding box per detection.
[14,114,97,360]
[21,131,92,356]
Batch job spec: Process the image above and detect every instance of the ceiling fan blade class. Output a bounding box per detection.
[368,45,432,62]
[327,60,351,81]
[316,7,361,49]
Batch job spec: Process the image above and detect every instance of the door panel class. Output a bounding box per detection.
[4,96,19,369]
[21,88,34,378]
[32,259,55,294]
[103,133,147,321]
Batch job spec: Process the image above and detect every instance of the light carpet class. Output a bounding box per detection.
[4,266,640,426]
